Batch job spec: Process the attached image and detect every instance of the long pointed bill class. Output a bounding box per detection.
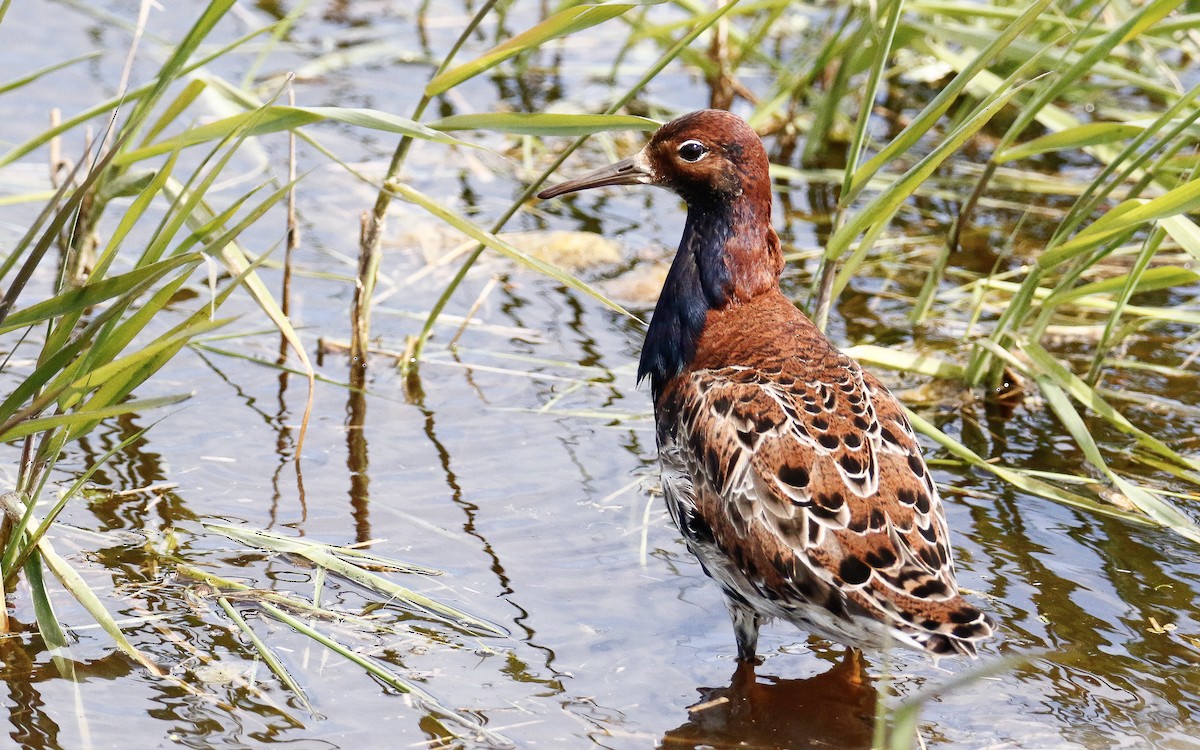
[537,154,653,199]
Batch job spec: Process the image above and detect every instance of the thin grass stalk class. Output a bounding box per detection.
[802,7,869,167]
[951,3,1100,240]
[406,0,743,373]
[0,268,179,444]
[841,0,903,201]
[0,493,163,673]
[257,599,510,746]
[807,8,874,330]
[844,0,1055,204]
[992,0,1180,159]
[2,428,148,582]
[216,596,315,713]
[749,5,854,131]
[1049,80,1200,247]
[1084,230,1167,385]
[964,1,1186,383]
[820,69,1039,326]
[37,153,183,367]
[881,654,1037,750]
[1026,231,1132,346]
[1084,156,1200,386]
[351,0,500,373]
[0,156,92,323]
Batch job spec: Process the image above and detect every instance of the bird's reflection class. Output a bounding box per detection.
[662,651,876,750]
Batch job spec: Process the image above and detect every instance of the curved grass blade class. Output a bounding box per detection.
[207,524,507,637]
[0,253,200,335]
[903,409,1155,526]
[428,112,659,136]
[1041,176,1200,266]
[845,0,1054,201]
[425,3,636,96]
[0,51,102,95]
[997,122,1146,163]
[0,493,163,675]
[1044,265,1200,308]
[841,345,964,380]
[216,596,314,714]
[1036,375,1200,544]
[839,0,903,199]
[1023,342,1200,476]
[827,78,1030,263]
[116,106,465,165]
[256,600,512,747]
[387,181,635,322]
[1,394,191,443]
[1160,214,1200,259]
[884,653,1040,750]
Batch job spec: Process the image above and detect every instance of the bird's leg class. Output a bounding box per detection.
[728,601,762,663]
[835,647,869,687]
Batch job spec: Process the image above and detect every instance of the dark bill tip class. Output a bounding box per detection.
[537,156,650,200]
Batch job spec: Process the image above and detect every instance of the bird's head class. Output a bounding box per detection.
[538,109,771,208]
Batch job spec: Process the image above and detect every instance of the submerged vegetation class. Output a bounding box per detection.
[2,0,1200,746]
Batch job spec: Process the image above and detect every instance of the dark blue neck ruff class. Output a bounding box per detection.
[638,197,734,400]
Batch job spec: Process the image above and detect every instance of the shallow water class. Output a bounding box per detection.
[3,2,1200,749]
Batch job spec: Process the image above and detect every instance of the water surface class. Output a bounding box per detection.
[3,3,1200,749]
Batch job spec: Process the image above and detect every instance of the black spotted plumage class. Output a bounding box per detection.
[539,109,995,663]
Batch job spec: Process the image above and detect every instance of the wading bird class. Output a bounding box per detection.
[539,110,994,662]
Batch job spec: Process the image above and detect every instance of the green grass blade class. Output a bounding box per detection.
[388,181,636,322]
[425,3,636,95]
[1036,375,1200,543]
[428,112,660,136]
[5,428,151,577]
[216,596,315,714]
[1160,214,1200,259]
[1,394,190,443]
[1041,176,1200,265]
[903,408,1154,524]
[122,0,238,142]
[0,253,199,334]
[1044,265,1199,307]
[841,345,964,379]
[0,51,102,95]
[827,80,1028,262]
[997,123,1146,163]
[207,524,506,636]
[846,0,1054,201]
[25,551,70,651]
[0,493,162,675]
[989,0,1183,159]
[840,0,903,198]
[409,0,737,367]
[116,105,465,165]
[140,79,208,146]
[1023,342,1200,475]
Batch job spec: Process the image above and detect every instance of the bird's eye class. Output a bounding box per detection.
[677,140,708,163]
